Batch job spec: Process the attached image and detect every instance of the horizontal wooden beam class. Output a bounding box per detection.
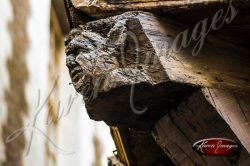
[67,0,250,48]
[65,11,250,129]
[71,0,229,18]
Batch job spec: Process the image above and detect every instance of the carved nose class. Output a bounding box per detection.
[66,55,78,68]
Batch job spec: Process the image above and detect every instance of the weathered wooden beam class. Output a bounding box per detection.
[64,0,94,28]
[65,12,197,130]
[71,0,232,18]
[160,38,250,92]
[153,90,250,165]
[65,11,250,129]
[203,88,250,154]
[68,0,250,48]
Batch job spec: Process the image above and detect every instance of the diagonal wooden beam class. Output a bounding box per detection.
[153,90,250,165]
[203,88,250,154]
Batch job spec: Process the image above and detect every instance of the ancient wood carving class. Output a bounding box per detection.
[65,11,250,129]
[64,0,250,165]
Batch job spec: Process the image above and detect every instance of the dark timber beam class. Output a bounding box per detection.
[70,0,247,18]
[65,11,250,130]
[68,0,250,48]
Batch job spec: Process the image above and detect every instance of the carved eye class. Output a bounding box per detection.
[77,48,89,54]
[66,55,78,68]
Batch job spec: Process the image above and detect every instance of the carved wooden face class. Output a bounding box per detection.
[65,28,119,101]
[65,13,169,104]
[63,12,197,131]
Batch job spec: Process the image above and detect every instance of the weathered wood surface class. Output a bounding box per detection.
[203,88,250,154]
[65,11,197,130]
[160,39,250,92]
[65,11,250,129]
[71,0,246,18]
[153,90,250,166]
[64,0,93,29]
[163,2,250,49]
[111,126,174,166]
[67,0,250,48]
[63,1,250,164]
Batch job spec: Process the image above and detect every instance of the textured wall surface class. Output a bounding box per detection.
[0,0,115,165]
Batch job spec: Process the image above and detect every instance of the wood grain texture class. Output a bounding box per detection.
[71,0,228,18]
[64,0,93,29]
[68,0,250,49]
[62,4,250,165]
[112,127,174,166]
[65,11,250,129]
[153,90,250,166]
[203,88,250,154]
[65,12,196,130]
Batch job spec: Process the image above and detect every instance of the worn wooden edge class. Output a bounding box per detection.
[72,0,228,18]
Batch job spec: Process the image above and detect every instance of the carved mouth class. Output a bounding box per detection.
[66,53,94,102]
[66,53,83,90]
[70,65,82,82]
